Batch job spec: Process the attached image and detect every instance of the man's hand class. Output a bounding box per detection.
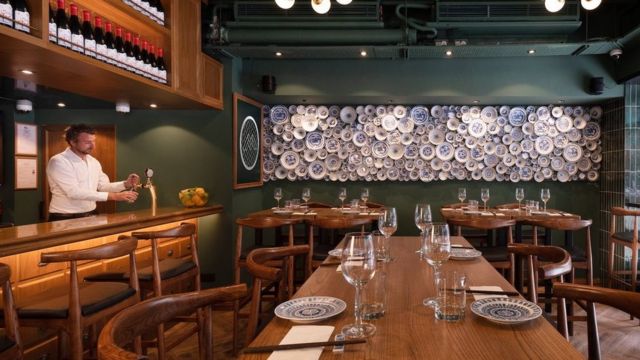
[124,173,141,190]
[108,191,138,202]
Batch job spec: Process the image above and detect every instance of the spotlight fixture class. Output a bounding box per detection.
[20,69,33,75]
[360,50,367,57]
[545,0,601,12]
[275,51,282,57]
[581,0,601,11]
[528,49,536,54]
[57,102,66,108]
[275,0,351,14]
[149,103,158,108]
[445,50,452,57]
[275,0,294,10]
[116,100,130,113]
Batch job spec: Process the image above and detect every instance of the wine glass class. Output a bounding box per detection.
[515,188,525,210]
[457,188,466,204]
[422,223,451,307]
[360,188,370,209]
[541,188,550,212]
[341,232,377,339]
[414,204,432,256]
[338,187,347,209]
[378,207,397,262]
[302,188,311,207]
[480,188,490,210]
[274,188,282,209]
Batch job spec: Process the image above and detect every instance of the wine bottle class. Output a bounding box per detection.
[48,1,56,42]
[141,39,150,78]
[0,0,12,28]
[68,3,82,52]
[55,0,71,48]
[124,31,134,72]
[114,26,126,69]
[94,16,105,61]
[81,10,95,58]
[148,43,158,82]
[104,21,116,65]
[12,0,30,33]
[133,35,143,75]
[156,47,166,84]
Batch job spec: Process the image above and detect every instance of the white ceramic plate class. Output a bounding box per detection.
[471,297,542,325]
[382,114,398,131]
[275,296,347,324]
[340,106,357,124]
[450,248,482,260]
[468,120,487,138]
[328,249,342,257]
[272,209,293,215]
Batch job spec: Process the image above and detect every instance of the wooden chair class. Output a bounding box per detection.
[17,237,140,360]
[98,284,247,360]
[447,217,517,284]
[306,217,372,274]
[554,283,640,360]
[608,207,640,291]
[0,263,22,360]
[86,222,201,360]
[245,245,310,345]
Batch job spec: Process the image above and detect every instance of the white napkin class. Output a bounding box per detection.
[480,212,494,216]
[267,325,335,360]
[470,286,508,301]
[548,213,562,216]
[495,213,506,216]
[292,212,317,216]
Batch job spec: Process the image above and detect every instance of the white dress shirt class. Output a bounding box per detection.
[47,147,126,214]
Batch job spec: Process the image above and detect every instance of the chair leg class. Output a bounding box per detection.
[156,323,166,360]
[608,239,615,288]
[70,328,83,360]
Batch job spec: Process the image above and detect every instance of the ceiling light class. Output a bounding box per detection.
[275,0,295,9]
[445,50,452,57]
[57,102,66,108]
[336,0,351,4]
[473,100,479,104]
[528,49,536,54]
[20,69,33,75]
[360,50,367,57]
[581,0,601,11]
[311,0,330,14]
[275,51,282,57]
[545,0,565,12]
[116,101,130,113]
[150,103,158,108]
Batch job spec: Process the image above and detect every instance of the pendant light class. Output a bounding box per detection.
[545,0,565,12]
[336,0,352,4]
[581,0,602,11]
[311,0,331,14]
[275,0,295,9]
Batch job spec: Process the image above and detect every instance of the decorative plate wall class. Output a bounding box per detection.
[262,105,602,183]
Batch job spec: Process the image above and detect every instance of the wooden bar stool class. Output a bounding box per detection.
[245,245,310,345]
[447,217,517,284]
[608,207,640,291]
[306,217,372,274]
[17,237,140,360]
[98,284,247,360]
[0,263,22,360]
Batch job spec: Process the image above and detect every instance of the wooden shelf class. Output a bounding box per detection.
[73,0,170,38]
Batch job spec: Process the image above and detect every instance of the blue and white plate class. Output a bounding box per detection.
[582,122,601,141]
[411,106,429,124]
[471,297,542,325]
[270,105,290,124]
[275,296,347,324]
[508,107,527,127]
[305,131,325,150]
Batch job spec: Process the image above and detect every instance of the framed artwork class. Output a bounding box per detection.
[15,156,38,190]
[233,93,263,189]
[15,122,37,156]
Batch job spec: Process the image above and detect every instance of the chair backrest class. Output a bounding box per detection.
[131,222,195,239]
[610,207,640,241]
[245,245,309,344]
[446,217,516,231]
[308,216,372,230]
[507,244,572,302]
[525,218,592,232]
[554,283,640,360]
[0,263,22,359]
[98,284,247,360]
[236,216,301,229]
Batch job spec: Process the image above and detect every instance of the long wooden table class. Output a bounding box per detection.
[248,207,382,221]
[241,236,583,359]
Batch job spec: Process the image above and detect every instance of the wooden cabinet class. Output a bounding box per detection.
[0,0,222,109]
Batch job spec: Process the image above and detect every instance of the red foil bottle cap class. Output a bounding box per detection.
[157,48,164,57]
[125,32,132,41]
[105,22,112,32]
[57,0,65,9]
[142,40,148,49]
[134,35,140,45]
[82,10,91,21]
[94,15,102,27]
[149,44,155,54]
[70,4,78,15]
[115,27,122,36]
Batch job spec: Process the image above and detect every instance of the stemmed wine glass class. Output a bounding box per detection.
[414,204,432,256]
[480,188,490,210]
[541,188,550,212]
[378,207,397,262]
[361,188,370,209]
[338,187,347,209]
[422,223,451,307]
[274,187,282,209]
[458,188,466,204]
[302,188,311,207]
[341,232,377,339]
[515,188,525,210]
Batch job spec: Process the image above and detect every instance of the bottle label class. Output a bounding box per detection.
[107,47,117,64]
[152,66,159,82]
[14,10,30,33]
[96,43,107,61]
[136,59,144,75]
[49,22,57,42]
[127,55,136,72]
[71,33,84,52]
[0,4,12,27]
[159,69,167,83]
[57,28,72,48]
[158,12,164,22]
[117,52,127,68]
[84,38,96,57]
[143,63,152,78]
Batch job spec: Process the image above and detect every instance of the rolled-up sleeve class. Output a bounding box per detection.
[47,156,109,202]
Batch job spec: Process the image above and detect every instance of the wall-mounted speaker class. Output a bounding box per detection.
[589,77,604,95]
[262,75,276,94]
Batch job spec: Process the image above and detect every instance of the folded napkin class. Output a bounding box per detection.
[480,212,494,216]
[267,325,335,360]
[470,286,508,301]
[495,213,506,216]
[292,212,317,216]
[548,213,562,217]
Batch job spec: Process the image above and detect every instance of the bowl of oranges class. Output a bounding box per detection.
[178,187,209,207]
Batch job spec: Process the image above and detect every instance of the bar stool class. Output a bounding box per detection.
[98,284,247,360]
[447,217,517,284]
[17,237,140,360]
[245,245,310,345]
[0,263,22,360]
[608,207,640,291]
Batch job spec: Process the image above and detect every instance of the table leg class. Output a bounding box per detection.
[515,224,523,292]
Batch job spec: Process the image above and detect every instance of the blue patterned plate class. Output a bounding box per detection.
[471,297,542,325]
[275,296,347,324]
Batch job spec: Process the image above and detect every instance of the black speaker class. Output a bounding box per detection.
[261,75,276,94]
[589,77,604,95]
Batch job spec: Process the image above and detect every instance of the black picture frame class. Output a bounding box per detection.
[233,93,263,189]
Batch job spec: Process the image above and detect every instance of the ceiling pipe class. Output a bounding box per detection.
[395,3,438,38]
[221,28,417,45]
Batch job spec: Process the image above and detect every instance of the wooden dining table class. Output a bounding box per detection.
[240,236,583,359]
[248,207,383,221]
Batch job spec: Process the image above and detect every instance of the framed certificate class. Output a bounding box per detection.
[15,122,37,156]
[15,156,38,190]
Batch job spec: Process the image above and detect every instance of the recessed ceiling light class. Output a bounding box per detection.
[360,50,367,57]
[528,49,536,54]
[275,51,282,57]
[445,50,453,57]
[149,103,158,108]
[57,102,66,108]
[21,69,33,75]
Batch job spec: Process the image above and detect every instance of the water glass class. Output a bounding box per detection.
[274,187,283,208]
[414,203,432,234]
[362,260,387,320]
[434,271,467,322]
[338,187,347,208]
[515,188,525,209]
[361,188,370,208]
[350,199,360,209]
[468,200,479,211]
[480,188,490,209]
[423,223,451,270]
[458,188,466,203]
[378,208,397,261]
[541,188,550,212]
[284,200,293,210]
[372,230,390,262]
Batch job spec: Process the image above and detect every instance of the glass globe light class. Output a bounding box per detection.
[545,0,565,12]
[581,0,601,11]
[275,0,295,10]
[311,0,331,14]
[337,0,352,4]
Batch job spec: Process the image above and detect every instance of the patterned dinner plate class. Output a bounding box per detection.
[450,248,482,260]
[328,249,342,257]
[275,296,347,324]
[471,297,542,325]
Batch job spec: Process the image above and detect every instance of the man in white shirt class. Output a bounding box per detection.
[47,124,140,221]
